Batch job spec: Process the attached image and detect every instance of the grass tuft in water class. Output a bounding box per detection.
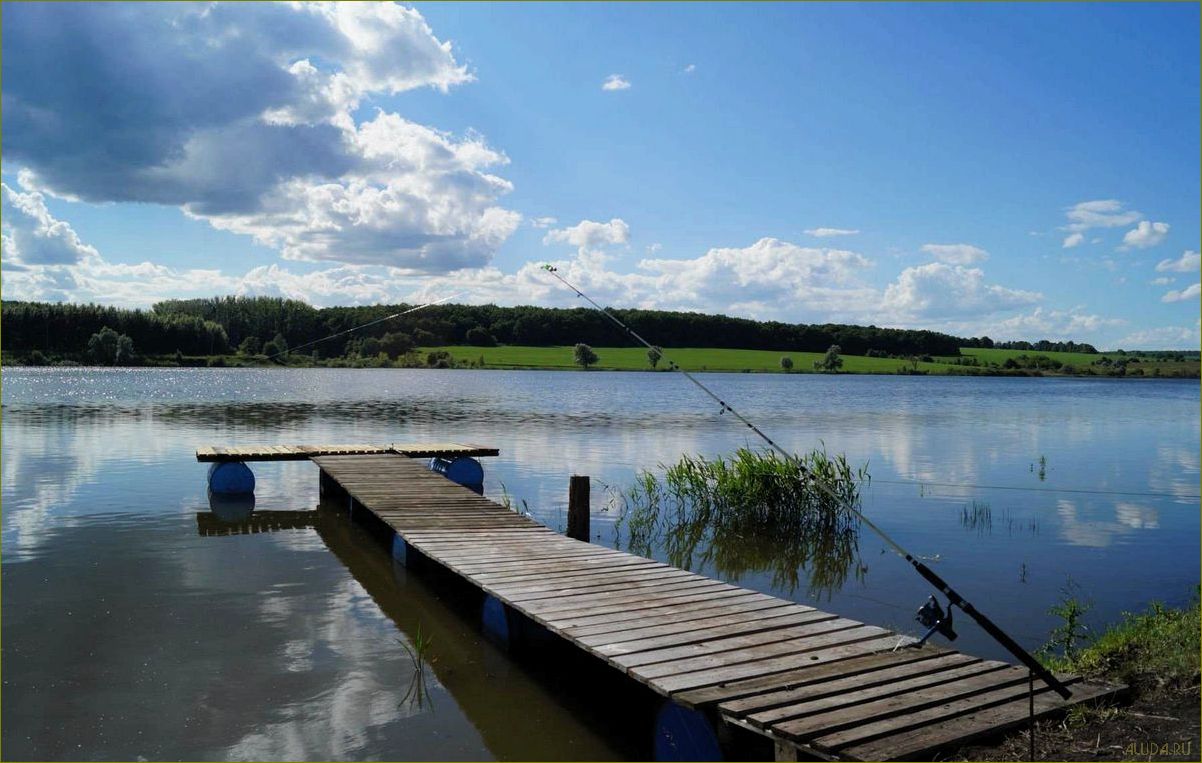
[960,501,992,534]
[613,447,868,598]
[397,623,435,710]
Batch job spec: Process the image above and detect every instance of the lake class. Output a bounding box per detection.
[2,368,1198,760]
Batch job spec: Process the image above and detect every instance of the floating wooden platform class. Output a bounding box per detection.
[307,453,1122,761]
[195,442,499,462]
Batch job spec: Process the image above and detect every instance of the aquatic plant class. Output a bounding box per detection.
[496,482,531,518]
[397,624,435,710]
[613,447,868,598]
[960,501,992,534]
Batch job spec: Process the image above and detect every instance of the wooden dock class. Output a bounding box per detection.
[195,442,499,462]
[302,452,1121,761]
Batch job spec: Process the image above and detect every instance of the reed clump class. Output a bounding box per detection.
[614,447,868,598]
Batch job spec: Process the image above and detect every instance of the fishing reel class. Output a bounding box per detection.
[914,594,957,645]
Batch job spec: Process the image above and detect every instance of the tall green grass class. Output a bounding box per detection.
[613,447,868,597]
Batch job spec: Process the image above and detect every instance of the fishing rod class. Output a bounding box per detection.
[539,263,1073,699]
[264,292,465,362]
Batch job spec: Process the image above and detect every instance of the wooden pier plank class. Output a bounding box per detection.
[588,609,839,655]
[718,652,983,716]
[673,648,950,708]
[196,442,499,462]
[304,452,1124,761]
[842,679,1118,761]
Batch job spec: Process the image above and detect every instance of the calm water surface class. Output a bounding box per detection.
[2,368,1198,760]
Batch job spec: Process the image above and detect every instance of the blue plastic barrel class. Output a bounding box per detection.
[391,533,409,566]
[654,701,723,761]
[482,594,510,646]
[208,490,255,522]
[428,457,484,494]
[208,461,255,495]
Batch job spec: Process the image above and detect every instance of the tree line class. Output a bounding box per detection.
[1,296,1101,362]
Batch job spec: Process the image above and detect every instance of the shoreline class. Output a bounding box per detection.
[5,344,1198,379]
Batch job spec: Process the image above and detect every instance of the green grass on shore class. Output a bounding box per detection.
[1045,595,1201,693]
[421,345,951,373]
[7,344,1198,377]
[420,345,1200,376]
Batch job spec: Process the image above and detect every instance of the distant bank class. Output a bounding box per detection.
[6,345,1198,378]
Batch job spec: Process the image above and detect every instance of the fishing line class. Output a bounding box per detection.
[264,292,465,362]
[540,263,1074,699]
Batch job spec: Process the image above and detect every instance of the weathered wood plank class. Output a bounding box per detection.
[842,680,1118,761]
[567,597,801,639]
[589,609,838,656]
[719,652,982,717]
[651,635,904,694]
[301,451,1123,762]
[771,666,1045,743]
[745,660,1008,728]
[805,676,1083,755]
[626,623,891,677]
[673,648,951,708]
[200,443,498,462]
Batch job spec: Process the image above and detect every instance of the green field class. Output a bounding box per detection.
[423,345,947,372]
[12,344,1194,377]
[419,345,1199,377]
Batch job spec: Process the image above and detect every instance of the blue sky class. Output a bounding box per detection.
[2,2,1198,348]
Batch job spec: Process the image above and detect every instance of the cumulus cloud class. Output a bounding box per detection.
[1,183,99,266]
[601,74,631,91]
[804,227,859,238]
[1121,221,1169,250]
[920,243,989,265]
[1113,322,1201,350]
[988,307,1125,341]
[542,218,630,266]
[1061,199,1142,247]
[1151,276,1174,286]
[881,263,1041,321]
[1064,199,1142,232]
[1162,283,1201,303]
[1155,250,1200,273]
[1,2,518,271]
[408,234,877,322]
[683,64,697,74]
[530,216,558,229]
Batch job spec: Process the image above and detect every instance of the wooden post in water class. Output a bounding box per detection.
[567,475,590,541]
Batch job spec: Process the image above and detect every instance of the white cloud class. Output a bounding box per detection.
[406,235,878,323]
[920,243,989,265]
[987,307,1125,341]
[804,227,860,238]
[1155,250,1200,273]
[1062,232,1085,249]
[1113,322,1201,350]
[1121,220,1169,250]
[1063,199,1143,232]
[0,183,99,266]
[683,64,697,74]
[530,216,558,229]
[542,218,631,266]
[2,2,517,272]
[881,263,1041,320]
[1151,276,1174,286]
[601,74,631,91]
[1162,283,1201,303]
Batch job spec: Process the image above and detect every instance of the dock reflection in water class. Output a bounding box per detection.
[196,504,660,761]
